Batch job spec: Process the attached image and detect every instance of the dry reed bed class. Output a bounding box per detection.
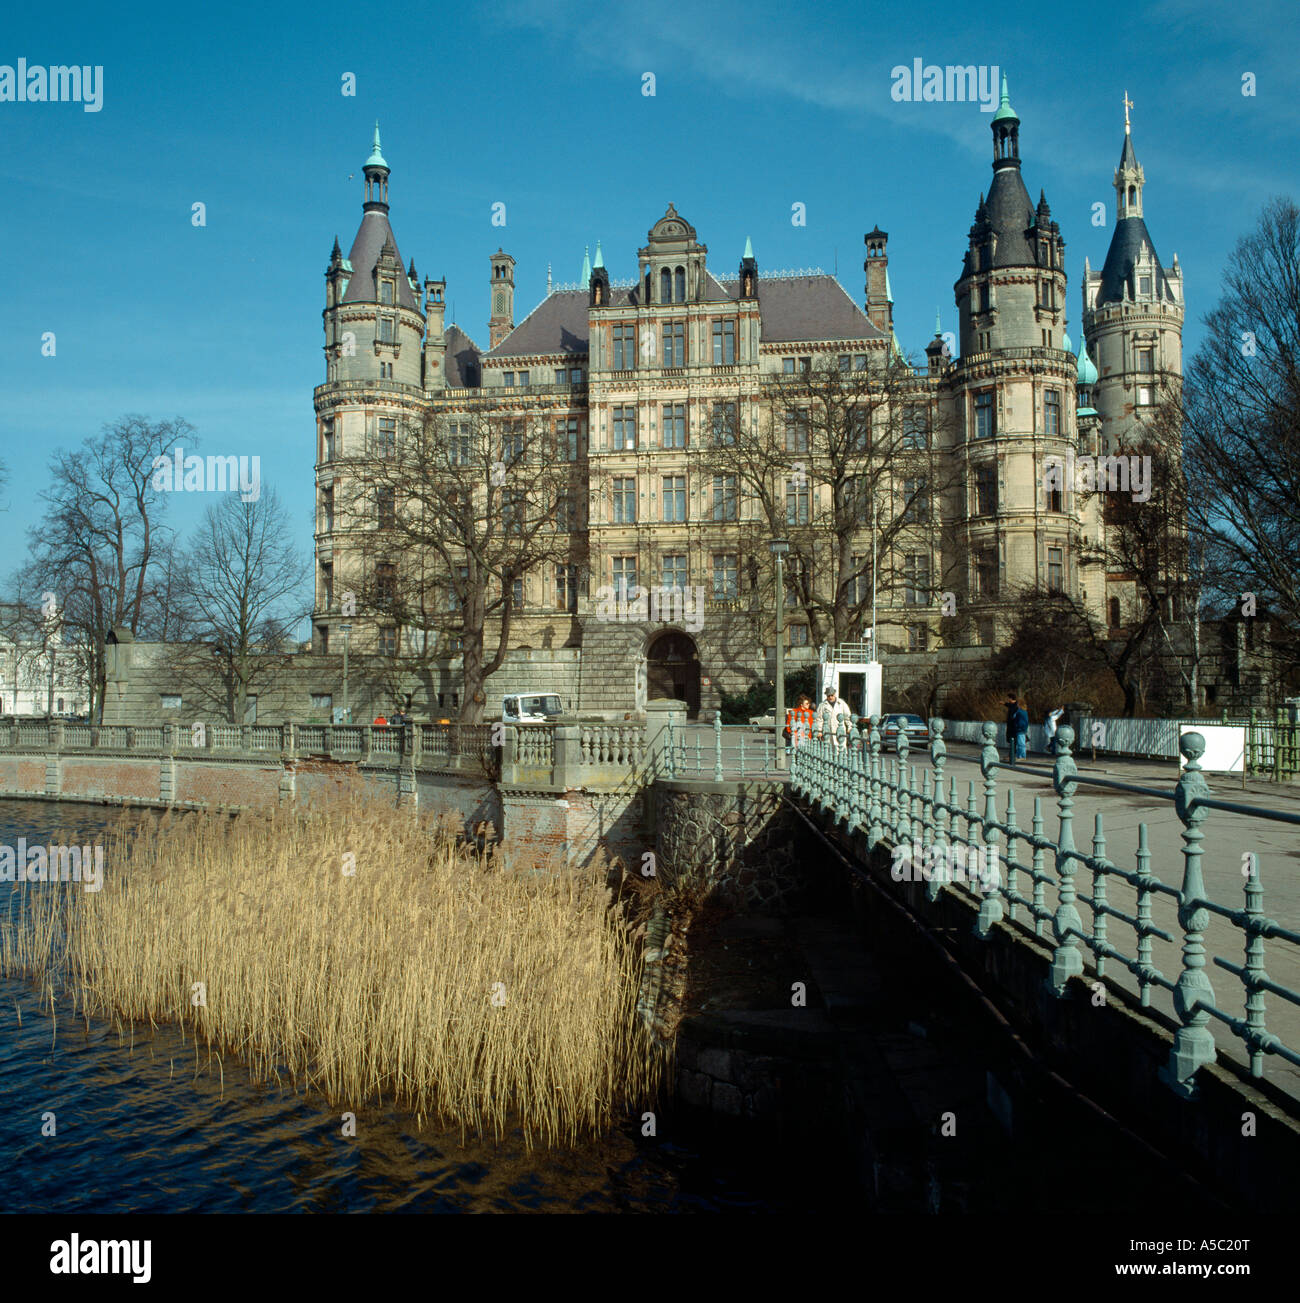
[0,792,661,1145]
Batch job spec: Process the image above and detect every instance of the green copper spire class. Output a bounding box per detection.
[365,121,388,170]
[1077,336,1099,387]
[581,245,591,283]
[992,73,1018,123]
[934,307,942,337]
[593,240,604,270]
[743,235,754,259]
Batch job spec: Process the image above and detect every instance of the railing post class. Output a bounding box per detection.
[1160,731,1218,1097]
[1134,822,1154,1005]
[977,721,1003,937]
[1004,788,1019,924]
[713,712,724,782]
[1092,813,1109,978]
[1048,725,1084,995]
[928,720,947,902]
[867,719,882,844]
[895,729,911,843]
[1031,796,1046,937]
[1242,856,1268,1078]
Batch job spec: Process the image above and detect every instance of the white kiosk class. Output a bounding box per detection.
[817,642,882,721]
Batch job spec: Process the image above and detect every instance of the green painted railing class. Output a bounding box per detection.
[791,716,1300,1099]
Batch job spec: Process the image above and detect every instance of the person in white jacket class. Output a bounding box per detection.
[815,685,853,746]
[1044,707,1065,755]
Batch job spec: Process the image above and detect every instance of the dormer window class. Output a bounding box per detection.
[380,280,393,304]
[1139,275,1152,296]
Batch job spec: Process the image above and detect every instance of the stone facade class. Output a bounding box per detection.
[308,91,1186,720]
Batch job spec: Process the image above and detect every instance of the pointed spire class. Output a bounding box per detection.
[743,235,754,259]
[408,257,417,279]
[580,245,591,283]
[992,72,1018,123]
[934,307,942,337]
[365,121,388,171]
[547,261,552,295]
[593,240,604,270]
[331,235,341,259]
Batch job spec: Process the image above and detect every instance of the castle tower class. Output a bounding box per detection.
[314,124,426,655]
[1082,96,1185,452]
[946,76,1100,638]
[489,249,516,349]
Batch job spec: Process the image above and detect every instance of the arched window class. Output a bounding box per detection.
[675,266,686,302]
[660,267,672,304]
[1127,185,1136,209]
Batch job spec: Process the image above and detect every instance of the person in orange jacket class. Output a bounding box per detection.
[784,693,815,748]
[373,713,388,727]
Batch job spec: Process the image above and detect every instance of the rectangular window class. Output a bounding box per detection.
[503,371,515,386]
[785,481,810,526]
[377,417,396,459]
[1139,276,1152,296]
[901,408,930,449]
[789,624,809,647]
[783,357,795,374]
[975,547,999,598]
[904,553,931,606]
[838,355,851,372]
[517,370,529,386]
[555,564,578,612]
[784,410,809,452]
[1136,347,1154,373]
[663,321,685,367]
[613,325,636,371]
[908,625,929,652]
[712,319,735,364]
[712,475,737,521]
[322,419,335,462]
[310,693,332,711]
[662,475,686,522]
[557,416,580,461]
[447,424,471,466]
[502,423,525,465]
[571,368,583,383]
[974,465,998,517]
[1047,546,1064,592]
[378,317,394,343]
[712,553,738,599]
[376,562,396,604]
[556,369,569,385]
[662,403,686,448]
[843,475,869,525]
[612,556,637,600]
[160,693,182,710]
[854,354,868,371]
[1044,389,1061,436]
[1047,480,1063,512]
[662,554,688,590]
[902,476,929,524]
[711,401,737,446]
[380,281,393,305]
[849,555,869,605]
[512,577,525,608]
[613,405,637,451]
[613,476,636,524]
[321,561,333,609]
[379,627,397,656]
[376,486,395,529]
[847,408,869,452]
[1137,385,1154,406]
[502,489,525,535]
[974,389,995,439]
[448,564,468,613]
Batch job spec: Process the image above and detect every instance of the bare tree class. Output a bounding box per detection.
[335,406,582,722]
[158,488,310,723]
[21,416,192,721]
[1178,196,1300,695]
[700,351,961,651]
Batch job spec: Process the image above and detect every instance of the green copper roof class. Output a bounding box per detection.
[1077,337,1099,387]
[580,245,591,283]
[934,307,942,337]
[1062,325,1072,354]
[885,268,894,304]
[365,122,387,170]
[743,235,754,260]
[992,73,1018,123]
[593,240,604,270]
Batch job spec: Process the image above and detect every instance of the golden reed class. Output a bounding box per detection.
[0,788,661,1146]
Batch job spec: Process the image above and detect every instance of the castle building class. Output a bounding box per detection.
[312,87,1183,718]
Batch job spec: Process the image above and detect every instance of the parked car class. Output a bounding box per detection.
[878,713,929,745]
[502,693,563,723]
[748,713,775,731]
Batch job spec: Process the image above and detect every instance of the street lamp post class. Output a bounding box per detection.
[771,539,790,771]
[340,624,353,723]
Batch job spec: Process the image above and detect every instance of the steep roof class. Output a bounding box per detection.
[341,211,419,311]
[1097,215,1169,306]
[981,165,1037,267]
[444,324,481,386]
[486,273,882,356]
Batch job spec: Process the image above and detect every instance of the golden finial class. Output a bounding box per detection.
[1123,90,1133,133]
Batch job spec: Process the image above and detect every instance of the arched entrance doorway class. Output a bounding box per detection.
[646,630,701,719]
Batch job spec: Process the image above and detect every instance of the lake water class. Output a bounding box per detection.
[0,799,820,1214]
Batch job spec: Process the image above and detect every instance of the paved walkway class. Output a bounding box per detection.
[936,742,1300,1100]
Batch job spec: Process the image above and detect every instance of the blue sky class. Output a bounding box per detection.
[2,0,1295,632]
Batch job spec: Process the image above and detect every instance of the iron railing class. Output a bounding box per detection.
[791,716,1300,1098]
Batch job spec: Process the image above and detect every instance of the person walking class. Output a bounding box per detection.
[816,684,853,748]
[1004,693,1028,766]
[1044,706,1064,755]
[784,693,815,749]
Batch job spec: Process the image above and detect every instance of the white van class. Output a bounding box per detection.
[502,693,563,723]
